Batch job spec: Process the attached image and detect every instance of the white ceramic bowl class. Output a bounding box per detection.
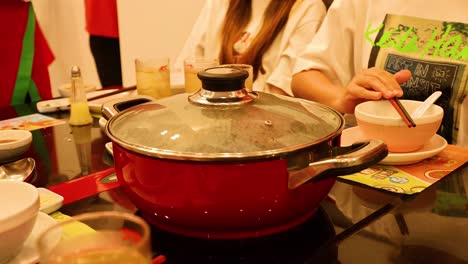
[58,83,96,97]
[0,130,32,163]
[355,100,443,153]
[0,181,39,263]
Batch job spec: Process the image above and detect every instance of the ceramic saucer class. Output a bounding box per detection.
[341,126,448,165]
[8,212,57,264]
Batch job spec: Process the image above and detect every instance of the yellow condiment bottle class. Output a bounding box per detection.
[68,66,93,126]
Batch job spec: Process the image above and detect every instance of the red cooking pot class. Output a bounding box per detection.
[103,66,387,239]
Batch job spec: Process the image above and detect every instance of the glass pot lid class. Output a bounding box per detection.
[106,66,344,161]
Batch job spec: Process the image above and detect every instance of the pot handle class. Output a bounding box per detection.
[288,140,387,189]
[101,95,154,120]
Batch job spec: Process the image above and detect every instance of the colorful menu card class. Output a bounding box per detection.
[339,145,468,195]
[0,113,65,131]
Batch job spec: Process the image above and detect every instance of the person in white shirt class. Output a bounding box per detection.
[176,0,327,96]
[291,0,467,147]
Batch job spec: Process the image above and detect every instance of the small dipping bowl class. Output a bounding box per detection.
[355,100,443,153]
[0,130,32,163]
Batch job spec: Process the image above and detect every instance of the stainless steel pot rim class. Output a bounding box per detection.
[106,122,344,162]
[103,93,345,161]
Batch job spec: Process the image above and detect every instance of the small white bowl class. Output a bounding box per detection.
[58,83,96,97]
[0,130,32,163]
[355,100,443,153]
[0,181,39,263]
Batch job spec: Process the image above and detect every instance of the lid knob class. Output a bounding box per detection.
[189,66,257,106]
[197,66,249,92]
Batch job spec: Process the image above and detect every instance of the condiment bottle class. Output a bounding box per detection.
[68,66,93,126]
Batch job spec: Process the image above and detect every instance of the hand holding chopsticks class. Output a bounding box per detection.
[388,98,416,128]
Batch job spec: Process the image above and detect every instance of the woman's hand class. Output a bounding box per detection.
[338,68,412,113]
[291,67,412,114]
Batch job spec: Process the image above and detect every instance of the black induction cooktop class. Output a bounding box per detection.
[148,206,338,264]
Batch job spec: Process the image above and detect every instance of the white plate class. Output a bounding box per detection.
[341,126,448,165]
[38,188,64,214]
[58,83,96,98]
[8,212,57,264]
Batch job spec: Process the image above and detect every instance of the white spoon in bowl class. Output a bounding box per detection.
[411,91,442,118]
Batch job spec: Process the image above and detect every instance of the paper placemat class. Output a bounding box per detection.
[0,113,65,131]
[339,145,468,195]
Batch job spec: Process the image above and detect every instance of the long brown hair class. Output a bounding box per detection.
[220,0,296,80]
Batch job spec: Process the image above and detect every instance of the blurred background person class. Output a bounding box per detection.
[0,0,54,107]
[84,0,122,88]
[176,0,327,96]
[291,0,467,147]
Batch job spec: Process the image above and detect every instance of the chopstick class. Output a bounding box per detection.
[88,86,136,102]
[332,203,396,244]
[388,98,416,128]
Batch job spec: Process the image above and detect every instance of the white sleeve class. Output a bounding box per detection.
[174,0,213,73]
[293,0,358,87]
[267,0,327,95]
